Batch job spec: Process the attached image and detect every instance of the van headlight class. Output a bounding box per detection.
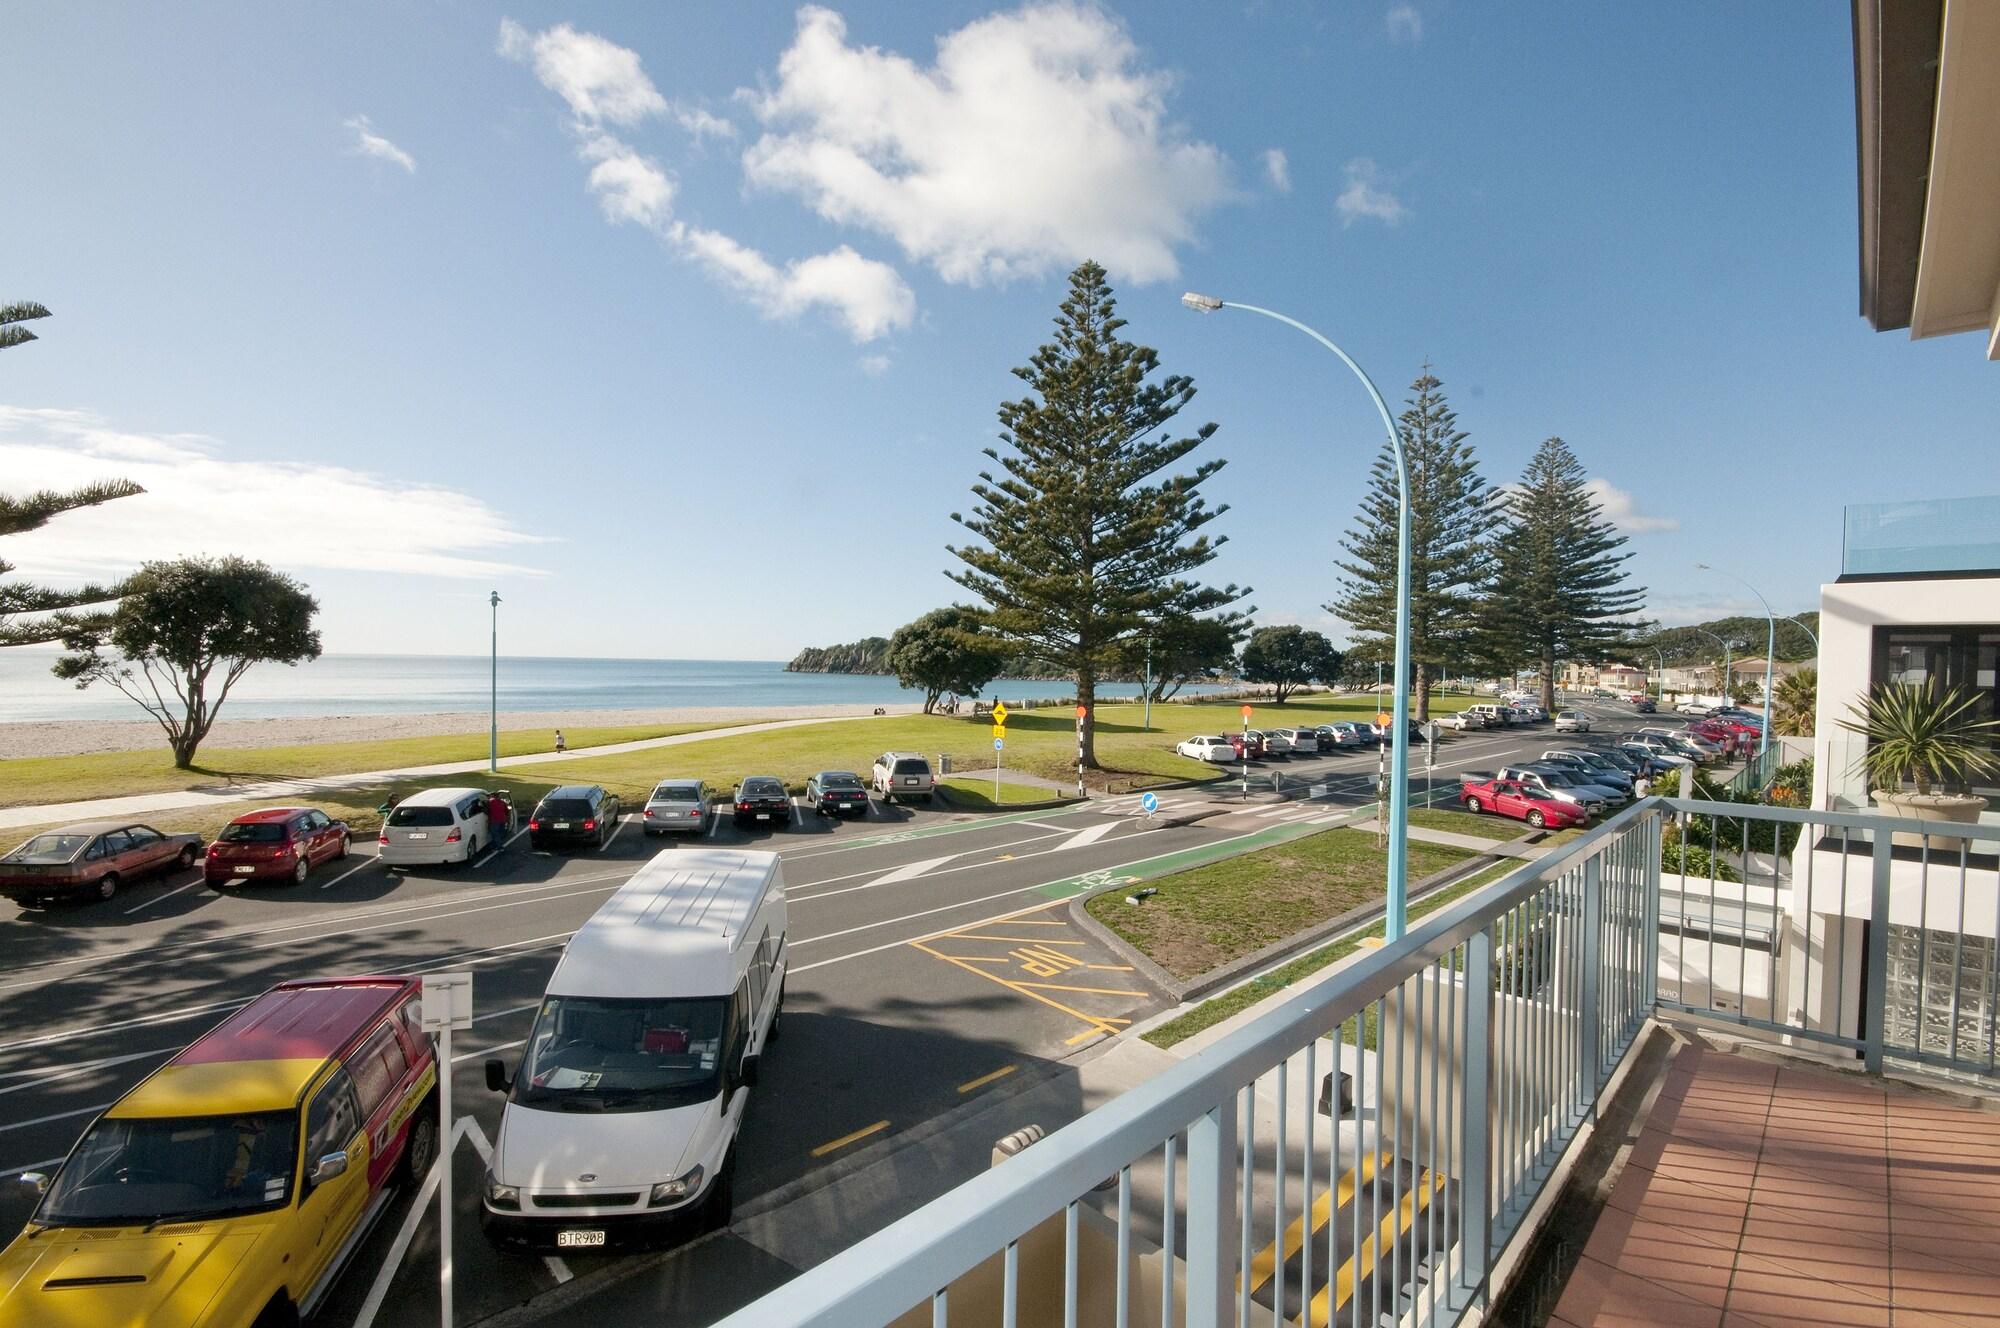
[648,1167,703,1207]
[485,1173,520,1211]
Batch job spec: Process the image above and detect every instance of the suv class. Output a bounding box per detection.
[873,752,935,804]
[528,785,622,850]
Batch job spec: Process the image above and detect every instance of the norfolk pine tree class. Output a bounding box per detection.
[1488,437,1648,711]
[949,262,1247,769]
[1328,369,1501,721]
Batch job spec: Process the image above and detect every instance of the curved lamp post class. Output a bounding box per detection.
[489,591,502,774]
[1686,627,1736,703]
[1650,644,1667,702]
[1696,563,1774,755]
[1182,291,1414,937]
[1788,613,1820,658]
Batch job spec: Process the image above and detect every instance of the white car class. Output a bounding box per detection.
[1254,729,1293,756]
[1553,711,1590,733]
[1325,722,1371,747]
[1272,727,1319,753]
[1176,735,1236,763]
[378,787,493,867]
[1675,701,1712,716]
[1439,711,1484,731]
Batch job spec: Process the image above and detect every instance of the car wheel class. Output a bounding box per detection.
[335,834,350,861]
[95,873,119,902]
[1528,810,1546,829]
[703,1150,736,1232]
[291,856,310,887]
[1465,796,1483,813]
[397,1096,440,1187]
[465,836,479,863]
[175,845,198,871]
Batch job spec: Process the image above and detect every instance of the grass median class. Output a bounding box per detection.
[935,776,1080,808]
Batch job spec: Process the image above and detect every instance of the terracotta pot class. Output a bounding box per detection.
[1869,789,1990,851]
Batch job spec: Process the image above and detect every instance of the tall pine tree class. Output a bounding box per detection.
[1487,437,1648,710]
[1328,368,1502,721]
[949,261,1247,769]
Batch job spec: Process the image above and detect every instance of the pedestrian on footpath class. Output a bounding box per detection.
[553,729,566,754]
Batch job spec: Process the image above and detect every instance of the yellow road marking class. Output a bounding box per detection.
[1011,980,1149,997]
[938,954,1014,965]
[810,1120,890,1157]
[911,940,1132,1036]
[1245,1151,1383,1294]
[978,917,1068,925]
[1306,1168,1447,1324]
[1064,1029,1107,1046]
[957,1065,1018,1094]
[948,934,1089,945]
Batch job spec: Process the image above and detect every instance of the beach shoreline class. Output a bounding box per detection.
[0,703,928,760]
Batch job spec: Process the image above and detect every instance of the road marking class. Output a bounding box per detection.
[1056,822,1119,852]
[947,934,1087,946]
[122,877,204,914]
[0,1102,107,1135]
[318,856,384,890]
[859,854,959,888]
[0,1047,175,1098]
[910,939,1134,1040]
[1010,980,1148,997]
[957,1065,1017,1094]
[599,813,631,851]
[811,1119,890,1157]
[708,812,723,839]
[1246,1150,1381,1296]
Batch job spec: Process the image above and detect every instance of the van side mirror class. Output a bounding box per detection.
[485,1059,512,1094]
[739,1053,761,1088]
[310,1151,349,1184]
[17,1172,47,1196]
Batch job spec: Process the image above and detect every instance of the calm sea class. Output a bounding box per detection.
[0,652,1209,722]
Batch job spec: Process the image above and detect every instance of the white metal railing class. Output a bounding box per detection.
[715,796,2000,1328]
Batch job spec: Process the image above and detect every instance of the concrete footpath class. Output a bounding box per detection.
[0,712,895,832]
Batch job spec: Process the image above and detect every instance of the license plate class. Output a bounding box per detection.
[554,822,571,830]
[903,777,919,785]
[406,832,428,840]
[556,1230,606,1248]
[756,813,770,820]
[234,865,257,874]
[837,802,853,809]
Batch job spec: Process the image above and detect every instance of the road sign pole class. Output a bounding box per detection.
[420,972,473,1328]
[1240,703,1252,801]
[1076,704,1087,799]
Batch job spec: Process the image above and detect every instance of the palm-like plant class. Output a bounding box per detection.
[1837,681,2000,796]
[0,300,52,351]
[1773,667,1816,737]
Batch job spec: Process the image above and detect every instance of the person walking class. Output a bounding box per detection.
[553,729,566,754]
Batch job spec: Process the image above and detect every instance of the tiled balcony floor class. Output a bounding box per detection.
[1551,1043,2000,1328]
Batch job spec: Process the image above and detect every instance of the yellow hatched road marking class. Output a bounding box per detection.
[810,1119,890,1157]
[947,934,1089,945]
[1011,980,1149,997]
[1244,1150,1383,1294]
[1306,1168,1448,1325]
[957,1065,1018,1094]
[910,940,1130,1037]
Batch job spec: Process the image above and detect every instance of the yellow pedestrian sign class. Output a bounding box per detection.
[992,723,1006,738]
[991,701,1009,725]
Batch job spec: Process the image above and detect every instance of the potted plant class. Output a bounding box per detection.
[1838,681,2000,848]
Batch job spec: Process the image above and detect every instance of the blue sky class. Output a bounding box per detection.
[4,2,1992,662]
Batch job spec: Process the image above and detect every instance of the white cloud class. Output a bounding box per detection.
[1585,478,1679,533]
[1335,157,1408,226]
[1386,4,1423,43]
[344,115,415,173]
[0,407,548,581]
[497,19,666,126]
[857,353,891,376]
[740,4,1231,285]
[501,17,913,342]
[674,105,737,142]
[1262,148,1290,193]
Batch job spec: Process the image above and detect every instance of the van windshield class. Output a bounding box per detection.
[39,1112,298,1226]
[513,995,727,1113]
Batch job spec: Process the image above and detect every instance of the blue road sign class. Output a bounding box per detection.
[994,737,1004,750]
[1141,792,1159,813]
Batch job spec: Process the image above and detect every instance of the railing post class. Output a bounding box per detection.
[1184,1095,1239,1327]
[1643,811,1661,1011]
[1865,828,1894,1075]
[1580,855,1603,1118]
[1458,925,1494,1311]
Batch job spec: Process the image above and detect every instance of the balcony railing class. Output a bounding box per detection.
[717,798,2000,1328]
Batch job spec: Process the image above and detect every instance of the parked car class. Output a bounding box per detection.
[643,780,714,836]
[1496,765,1608,816]
[1640,727,1720,762]
[1675,700,1713,716]
[1272,727,1319,754]
[0,821,203,906]
[1553,711,1591,733]
[1308,725,1339,752]
[732,776,793,829]
[1175,735,1237,763]
[1538,750,1634,795]
[1632,698,1657,714]
[872,751,936,803]
[1439,711,1484,731]
[1516,703,1550,723]
[1324,722,1370,748]
[1225,730,1267,760]
[1460,776,1590,830]
[1525,761,1628,805]
[1464,703,1507,727]
[206,807,350,888]
[379,787,494,868]
[1253,729,1294,756]
[0,977,439,1327]
[804,771,871,816]
[529,785,623,851]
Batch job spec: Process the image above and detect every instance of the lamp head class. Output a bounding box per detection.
[1181,291,1224,313]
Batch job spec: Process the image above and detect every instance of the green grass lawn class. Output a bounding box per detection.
[1084,826,1472,982]
[936,776,1078,809]
[1142,856,1523,1048]
[0,722,721,810]
[1407,806,1521,841]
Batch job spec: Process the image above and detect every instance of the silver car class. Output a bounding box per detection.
[378,787,492,866]
[873,751,936,803]
[642,779,713,836]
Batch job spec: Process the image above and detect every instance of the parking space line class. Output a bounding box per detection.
[810,1119,890,1157]
[1010,980,1148,997]
[318,855,385,890]
[957,1065,1017,1094]
[599,814,631,852]
[122,877,204,915]
[946,934,1087,946]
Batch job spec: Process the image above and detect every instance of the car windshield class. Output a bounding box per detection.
[818,773,863,789]
[388,805,453,828]
[651,785,700,802]
[39,1111,299,1227]
[513,995,727,1113]
[218,822,289,843]
[6,833,91,862]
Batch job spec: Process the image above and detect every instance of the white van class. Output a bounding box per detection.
[480,848,787,1249]
[378,787,492,866]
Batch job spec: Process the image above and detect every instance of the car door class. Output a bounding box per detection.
[121,826,172,878]
[295,1068,369,1296]
[97,830,141,878]
[305,812,337,863]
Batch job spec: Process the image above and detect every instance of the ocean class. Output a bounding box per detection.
[0,652,1216,722]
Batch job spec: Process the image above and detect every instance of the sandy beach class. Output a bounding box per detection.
[0,703,928,760]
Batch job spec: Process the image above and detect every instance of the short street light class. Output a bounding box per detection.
[1696,563,1774,755]
[1183,290,1416,938]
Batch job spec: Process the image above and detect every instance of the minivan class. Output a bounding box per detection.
[872,752,935,804]
[378,787,492,867]
[481,849,787,1249]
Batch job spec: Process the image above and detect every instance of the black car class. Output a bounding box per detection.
[733,776,793,829]
[804,770,870,817]
[527,785,621,850]
[1633,698,1657,714]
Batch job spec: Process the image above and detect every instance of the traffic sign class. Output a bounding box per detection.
[1241,704,1252,720]
[992,723,1005,737]
[1140,792,1159,814]
[1076,704,1088,719]
[420,971,473,1032]
[991,701,1009,724]
[994,737,1004,750]
[1376,711,1392,727]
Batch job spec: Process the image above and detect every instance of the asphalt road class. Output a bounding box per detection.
[0,696,1667,1325]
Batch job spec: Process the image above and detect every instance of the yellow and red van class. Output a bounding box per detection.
[0,977,439,1328]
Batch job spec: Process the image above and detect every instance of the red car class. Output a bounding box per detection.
[1460,776,1591,830]
[206,807,352,888]
[1686,719,1741,754]
[1227,731,1267,759]
[0,821,203,906]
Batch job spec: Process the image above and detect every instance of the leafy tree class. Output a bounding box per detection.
[2,481,146,647]
[1239,625,1342,703]
[885,606,1010,714]
[1484,438,1648,711]
[56,557,322,768]
[0,300,52,352]
[1329,369,1502,721]
[1773,667,1816,738]
[948,261,1246,767]
[1113,612,1248,704]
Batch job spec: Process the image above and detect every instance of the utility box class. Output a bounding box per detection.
[938,753,952,774]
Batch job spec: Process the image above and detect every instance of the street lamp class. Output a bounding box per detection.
[1788,613,1820,658]
[489,591,501,774]
[1696,563,1774,754]
[1183,290,1415,938]
[1686,627,1735,702]
[1649,644,1666,703]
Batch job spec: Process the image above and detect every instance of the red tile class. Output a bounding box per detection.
[1554,1252,1724,1327]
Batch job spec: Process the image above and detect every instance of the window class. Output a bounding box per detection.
[536,798,592,819]
[305,1069,362,1171]
[400,1000,431,1050]
[38,1112,299,1225]
[127,827,162,846]
[1871,625,2000,795]
[219,822,288,844]
[512,995,725,1112]
[347,1024,407,1117]
[98,832,135,857]
[388,805,453,828]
